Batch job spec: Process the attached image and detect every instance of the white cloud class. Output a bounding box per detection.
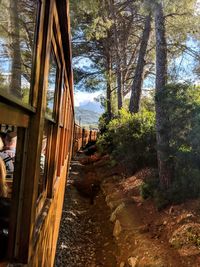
[74,91,102,106]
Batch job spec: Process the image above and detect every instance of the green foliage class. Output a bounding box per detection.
[140,176,159,199]
[97,108,157,173]
[98,112,110,134]
[155,83,200,205]
[22,87,30,103]
[99,83,200,207]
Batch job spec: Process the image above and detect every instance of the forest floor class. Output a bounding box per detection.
[55,152,200,267]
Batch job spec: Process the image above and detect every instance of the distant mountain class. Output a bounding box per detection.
[78,101,104,114]
[75,106,101,128]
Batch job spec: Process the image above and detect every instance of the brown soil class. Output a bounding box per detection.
[77,153,200,267]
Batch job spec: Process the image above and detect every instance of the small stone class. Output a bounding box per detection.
[110,203,125,222]
[176,213,194,224]
[113,220,122,238]
[128,256,138,267]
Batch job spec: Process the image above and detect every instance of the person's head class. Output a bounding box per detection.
[0,157,7,197]
[4,132,17,149]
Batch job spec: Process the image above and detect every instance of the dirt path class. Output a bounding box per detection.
[55,154,200,267]
[54,159,118,267]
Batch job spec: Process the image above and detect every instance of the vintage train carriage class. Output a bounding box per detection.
[90,129,98,143]
[0,0,74,266]
[73,124,82,155]
[73,124,98,155]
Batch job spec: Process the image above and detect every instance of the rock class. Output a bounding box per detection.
[132,196,142,203]
[169,222,200,254]
[169,206,174,214]
[113,220,122,238]
[128,256,138,267]
[110,203,125,222]
[176,213,194,224]
[106,197,126,210]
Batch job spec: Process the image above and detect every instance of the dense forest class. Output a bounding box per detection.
[70,0,200,207]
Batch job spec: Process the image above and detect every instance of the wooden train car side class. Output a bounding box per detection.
[0,0,75,266]
[73,124,98,155]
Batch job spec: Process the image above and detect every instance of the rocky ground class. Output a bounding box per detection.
[55,153,200,267]
[54,159,118,267]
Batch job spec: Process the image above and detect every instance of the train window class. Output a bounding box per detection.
[46,47,58,118]
[0,127,17,198]
[59,74,65,126]
[38,121,51,198]
[57,81,67,176]
[0,0,38,104]
[0,126,18,260]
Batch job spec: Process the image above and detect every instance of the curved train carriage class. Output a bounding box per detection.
[0,0,97,266]
[73,124,98,155]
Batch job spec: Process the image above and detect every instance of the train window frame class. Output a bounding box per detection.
[59,71,65,127]
[0,0,41,110]
[0,0,55,262]
[56,78,66,177]
[37,121,52,202]
[0,1,43,262]
[36,39,62,214]
[45,45,59,120]
[35,9,67,207]
[0,123,28,261]
[47,7,74,187]
[0,0,74,264]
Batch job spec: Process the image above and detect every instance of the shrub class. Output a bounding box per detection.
[160,83,200,202]
[98,112,110,134]
[98,83,200,206]
[140,177,159,199]
[97,108,157,173]
[149,83,200,207]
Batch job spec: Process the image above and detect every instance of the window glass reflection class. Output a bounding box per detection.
[46,48,58,117]
[0,126,17,199]
[0,125,17,260]
[0,0,38,104]
[38,122,48,197]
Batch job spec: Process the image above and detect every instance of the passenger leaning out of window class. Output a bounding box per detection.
[0,132,17,176]
[0,157,8,197]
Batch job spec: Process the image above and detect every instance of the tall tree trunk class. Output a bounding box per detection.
[122,20,127,102]
[155,3,172,189]
[106,52,112,121]
[116,61,123,110]
[110,0,123,110]
[9,0,21,98]
[129,14,151,113]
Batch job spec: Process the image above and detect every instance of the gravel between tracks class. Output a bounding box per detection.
[54,160,118,267]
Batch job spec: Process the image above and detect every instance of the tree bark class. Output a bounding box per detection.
[106,52,112,121]
[155,2,173,189]
[129,14,151,113]
[9,0,21,98]
[110,0,123,110]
